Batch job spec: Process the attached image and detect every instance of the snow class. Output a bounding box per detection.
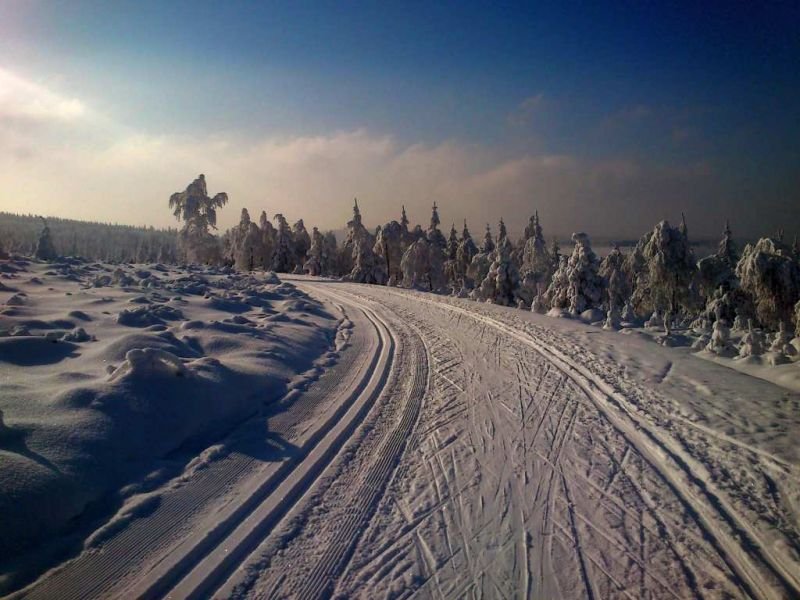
[0,259,338,589]
[2,267,799,600]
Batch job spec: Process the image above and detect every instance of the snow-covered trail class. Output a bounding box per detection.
[230,280,799,600]
[10,279,800,600]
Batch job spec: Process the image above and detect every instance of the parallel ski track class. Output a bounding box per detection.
[381,288,800,600]
[12,298,383,600]
[281,285,429,600]
[153,285,402,600]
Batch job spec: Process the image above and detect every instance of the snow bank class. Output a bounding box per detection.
[0,259,338,573]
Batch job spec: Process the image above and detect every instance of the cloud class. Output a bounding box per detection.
[1,67,762,240]
[0,67,87,122]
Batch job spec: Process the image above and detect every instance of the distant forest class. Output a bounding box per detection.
[0,212,179,263]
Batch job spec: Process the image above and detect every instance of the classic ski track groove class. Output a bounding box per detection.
[142,286,399,600]
[240,284,429,599]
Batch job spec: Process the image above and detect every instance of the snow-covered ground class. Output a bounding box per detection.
[2,267,799,599]
[0,259,340,593]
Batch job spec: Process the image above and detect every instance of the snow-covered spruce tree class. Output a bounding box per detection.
[348,234,387,284]
[427,202,448,252]
[706,318,734,356]
[624,218,697,319]
[321,231,339,276]
[466,224,495,288]
[456,220,479,283]
[230,208,265,271]
[481,223,495,254]
[292,219,311,271]
[374,220,405,284]
[169,174,226,264]
[735,236,800,331]
[258,211,276,269]
[34,217,58,261]
[401,237,445,291]
[696,220,754,327]
[443,223,461,288]
[599,244,629,311]
[473,235,521,306]
[303,226,324,276]
[271,213,296,272]
[341,198,374,275]
[518,211,552,306]
[543,232,604,315]
[697,220,739,297]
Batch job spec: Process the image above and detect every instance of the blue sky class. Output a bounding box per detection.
[0,1,798,239]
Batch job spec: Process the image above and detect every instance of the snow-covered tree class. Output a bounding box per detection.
[347,235,387,284]
[271,213,295,272]
[625,219,697,317]
[456,220,479,282]
[292,219,311,269]
[473,236,521,306]
[544,232,604,314]
[497,218,508,244]
[481,224,495,254]
[518,212,552,306]
[736,236,800,331]
[303,226,324,276]
[738,320,764,358]
[230,208,265,271]
[169,174,226,264]
[706,318,733,356]
[34,217,58,261]
[341,198,374,275]
[374,221,405,284]
[401,237,445,291]
[258,211,276,269]
[599,244,628,311]
[322,231,339,276]
[698,220,739,297]
[427,202,447,252]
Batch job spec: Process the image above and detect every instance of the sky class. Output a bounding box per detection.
[0,1,798,241]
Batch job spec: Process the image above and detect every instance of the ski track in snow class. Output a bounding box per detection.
[10,279,800,600]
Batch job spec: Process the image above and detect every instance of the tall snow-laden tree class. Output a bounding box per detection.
[497,218,508,244]
[303,226,324,276]
[481,224,495,254]
[230,208,264,271]
[427,202,447,251]
[473,236,521,306]
[736,237,800,331]
[271,213,295,272]
[518,211,551,306]
[349,235,387,284]
[401,237,446,291]
[34,217,57,261]
[456,220,479,282]
[169,174,227,264]
[341,198,374,275]
[624,219,697,318]
[259,211,276,269]
[599,244,629,311]
[544,232,604,314]
[322,231,339,276]
[374,220,405,284]
[292,219,311,270]
[697,220,739,297]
